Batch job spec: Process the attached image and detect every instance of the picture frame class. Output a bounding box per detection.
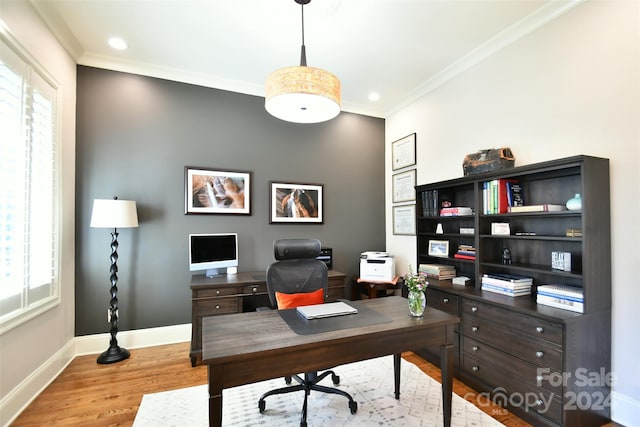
[392,204,416,235]
[391,133,416,170]
[270,181,323,224]
[428,240,450,258]
[392,169,416,203]
[185,166,251,215]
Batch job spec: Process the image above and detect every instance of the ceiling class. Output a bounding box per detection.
[30,0,580,118]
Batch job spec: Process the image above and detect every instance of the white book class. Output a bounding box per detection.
[296,301,358,320]
[537,284,583,299]
[482,285,531,297]
[481,277,532,290]
[537,294,584,313]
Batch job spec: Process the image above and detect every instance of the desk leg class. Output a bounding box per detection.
[393,353,401,399]
[207,365,223,427]
[440,343,454,427]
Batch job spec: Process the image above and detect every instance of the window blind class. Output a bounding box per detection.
[0,33,59,332]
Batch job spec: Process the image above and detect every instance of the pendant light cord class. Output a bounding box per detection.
[299,1,307,66]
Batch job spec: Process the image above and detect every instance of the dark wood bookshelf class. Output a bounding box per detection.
[415,155,611,427]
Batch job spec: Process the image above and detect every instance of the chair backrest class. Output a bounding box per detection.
[266,239,328,308]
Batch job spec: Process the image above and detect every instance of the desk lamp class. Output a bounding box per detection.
[90,197,139,364]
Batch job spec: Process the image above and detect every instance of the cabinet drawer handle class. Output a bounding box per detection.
[472,346,479,352]
[216,290,221,295]
[536,351,544,358]
[215,305,221,309]
[471,306,478,312]
[443,298,449,303]
[536,326,544,333]
[471,326,478,332]
[252,287,258,293]
[472,365,480,372]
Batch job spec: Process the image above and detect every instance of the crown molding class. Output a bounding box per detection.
[384,0,585,118]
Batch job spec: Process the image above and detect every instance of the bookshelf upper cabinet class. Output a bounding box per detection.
[415,155,611,315]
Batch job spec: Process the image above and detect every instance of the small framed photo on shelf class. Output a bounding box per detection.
[392,204,416,235]
[428,240,449,258]
[491,222,511,235]
[185,166,251,215]
[391,133,416,170]
[270,181,323,224]
[392,169,416,203]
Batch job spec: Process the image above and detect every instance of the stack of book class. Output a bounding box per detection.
[419,263,456,280]
[454,244,476,260]
[537,284,584,313]
[481,273,533,297]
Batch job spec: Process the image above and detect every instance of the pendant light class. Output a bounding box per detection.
[265,0,341,123]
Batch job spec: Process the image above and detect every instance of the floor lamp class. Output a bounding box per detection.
[90,197,139,364]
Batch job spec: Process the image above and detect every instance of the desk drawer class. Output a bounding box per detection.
[195,297,240,316]
[242,283,267,295]
[426,288,459,315]
[463,299,563,346]
[194,286,238,298]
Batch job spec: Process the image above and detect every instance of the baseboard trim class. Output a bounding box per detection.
[74,323,191,356]
[611,390,640,426]
[1,323,191,426]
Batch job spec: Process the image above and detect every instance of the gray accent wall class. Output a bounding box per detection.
[75,66,385,335]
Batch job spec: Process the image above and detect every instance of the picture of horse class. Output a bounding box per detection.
[270,182,323,223]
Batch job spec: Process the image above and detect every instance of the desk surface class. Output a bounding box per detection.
[202,296,459,385]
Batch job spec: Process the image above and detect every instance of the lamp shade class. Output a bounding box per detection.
[90,199,139,228]
[265,66,341,124]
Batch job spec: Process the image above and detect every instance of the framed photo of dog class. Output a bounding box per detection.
[270,181,323,224]
[185,166,251,215]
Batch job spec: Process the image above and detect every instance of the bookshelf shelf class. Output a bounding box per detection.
[414,155,611,427]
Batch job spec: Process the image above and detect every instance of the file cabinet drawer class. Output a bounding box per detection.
[242,283,267,295]
[194,286,238,298]
[463,299,563,346]
[195,297,240,316]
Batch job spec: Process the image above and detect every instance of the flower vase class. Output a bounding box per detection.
[408,290,426,317]
[566,193,582,211]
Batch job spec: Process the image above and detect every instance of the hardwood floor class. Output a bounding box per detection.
[11,342,616,426]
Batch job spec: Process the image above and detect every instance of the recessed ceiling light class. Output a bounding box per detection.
[368,92,380,102]
[108,37,127,50]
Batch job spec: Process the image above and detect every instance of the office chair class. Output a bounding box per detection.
[258,239,357,427]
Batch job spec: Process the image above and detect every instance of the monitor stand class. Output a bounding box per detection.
[206,267,237,277]
[205,268,221,278]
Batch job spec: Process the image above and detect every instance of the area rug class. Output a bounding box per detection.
[133,356,504,427]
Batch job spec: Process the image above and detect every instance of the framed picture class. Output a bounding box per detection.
[185,166,251,215]
[392,204,416,235]
[391,133,416,170]
[392,169,416,203]
[270,181,323,223]
[428,240,450,258]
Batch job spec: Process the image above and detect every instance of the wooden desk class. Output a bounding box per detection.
[202,296,459,427]
[190,270,347,366]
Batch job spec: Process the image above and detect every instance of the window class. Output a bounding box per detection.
[0,32,60,333]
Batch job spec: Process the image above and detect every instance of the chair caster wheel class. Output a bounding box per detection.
[258,400,266,413]
[349,401,358,414]
[332,374,340,385]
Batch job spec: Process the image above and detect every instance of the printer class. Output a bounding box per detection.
[360,251,395,282]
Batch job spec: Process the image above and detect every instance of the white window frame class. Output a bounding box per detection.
[0,28,62,334]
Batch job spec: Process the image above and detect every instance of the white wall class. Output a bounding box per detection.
[386,1,639,424]
[0,1,77,424]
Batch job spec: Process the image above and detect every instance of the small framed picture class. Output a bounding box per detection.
[392,169,416,203]
[270,181,323,223]
[391,133,416,170]
[392,204,416,235]
[428,240,449,258]
[185,166,251,215]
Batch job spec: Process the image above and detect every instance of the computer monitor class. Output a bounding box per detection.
[188,233,238,277]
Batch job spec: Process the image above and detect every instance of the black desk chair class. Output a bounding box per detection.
[258,239,357,427]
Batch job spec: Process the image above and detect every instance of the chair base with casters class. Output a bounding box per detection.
[258,370,357,427]
[259,238,359,427]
